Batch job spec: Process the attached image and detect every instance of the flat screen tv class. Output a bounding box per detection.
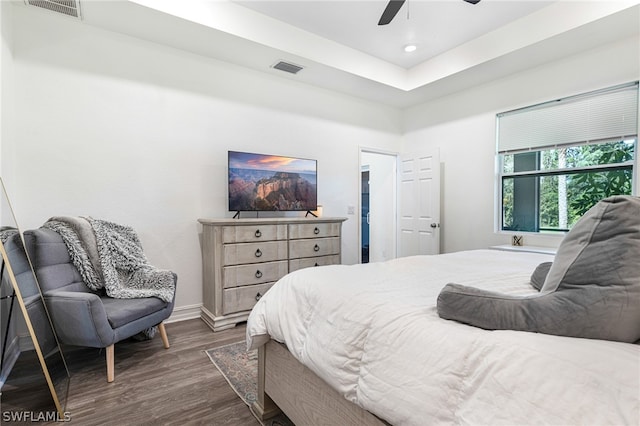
[228,151,317,213]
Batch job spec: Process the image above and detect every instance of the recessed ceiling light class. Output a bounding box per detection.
[404,44,417,53]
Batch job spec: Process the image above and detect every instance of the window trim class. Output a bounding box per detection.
[502,160,634,179]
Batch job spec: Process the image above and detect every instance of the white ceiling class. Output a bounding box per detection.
[54,1,640,108]
[233,1,553,69]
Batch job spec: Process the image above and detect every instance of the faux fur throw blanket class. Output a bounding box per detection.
[0,226,18,244]
[43,217,175,303]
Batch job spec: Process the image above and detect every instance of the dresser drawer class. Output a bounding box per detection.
[223,282,273,315]
[288,222,341,240]
[223,240,288,266]
[223,261,288,288]
[289,237,340,259]
[289,255,340,272]
[223,224,287,243]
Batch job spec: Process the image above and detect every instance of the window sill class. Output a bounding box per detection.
[490,245,557,255]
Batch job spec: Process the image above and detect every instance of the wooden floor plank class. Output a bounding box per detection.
[1,319,259,425]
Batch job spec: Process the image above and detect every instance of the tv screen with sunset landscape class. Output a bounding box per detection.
[228,151,318,212]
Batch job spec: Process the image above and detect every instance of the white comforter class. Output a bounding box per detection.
[246,250,640,426]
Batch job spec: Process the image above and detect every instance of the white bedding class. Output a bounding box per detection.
[246,250,640,426]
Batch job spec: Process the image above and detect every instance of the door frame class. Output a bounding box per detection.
[359,147,399,264]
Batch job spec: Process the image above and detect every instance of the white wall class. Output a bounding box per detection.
[1,0,13,183]
[7,5,402,316]
[403,35,640,254]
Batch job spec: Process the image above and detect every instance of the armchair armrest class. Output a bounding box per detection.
[43,291,116,348]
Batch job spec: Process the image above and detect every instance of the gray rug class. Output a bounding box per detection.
[206,342,294,426]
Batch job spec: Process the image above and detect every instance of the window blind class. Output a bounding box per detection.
[497,82,639,154]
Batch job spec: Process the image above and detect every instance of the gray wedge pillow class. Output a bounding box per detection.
[530,262,552,291]
[437,195,640,343]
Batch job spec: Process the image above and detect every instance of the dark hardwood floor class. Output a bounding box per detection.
[1,319,260,425]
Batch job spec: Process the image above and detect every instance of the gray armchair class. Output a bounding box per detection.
[2,232,59,364]
[23,228,176,382]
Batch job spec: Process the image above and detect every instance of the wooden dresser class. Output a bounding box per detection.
[198,217,347,331]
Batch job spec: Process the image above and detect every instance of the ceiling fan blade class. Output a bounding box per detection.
[378,0,405,26]
[463,0,481,4]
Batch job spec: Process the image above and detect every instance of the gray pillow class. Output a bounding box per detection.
[437,195,640,343]
[530,262,552,291]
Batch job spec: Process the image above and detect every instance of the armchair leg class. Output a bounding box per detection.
[106,344,115,383]
[158,322,170,349]
[105,323,168,383]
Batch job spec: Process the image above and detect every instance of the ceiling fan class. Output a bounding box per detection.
[378,0,481,26]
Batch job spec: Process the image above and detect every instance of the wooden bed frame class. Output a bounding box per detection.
[252,340,388,425]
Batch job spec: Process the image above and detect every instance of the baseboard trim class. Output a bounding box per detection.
[166,304,202,323]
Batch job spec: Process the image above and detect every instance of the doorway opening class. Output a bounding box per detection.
[360,149,398,264]
[361,168,370,263]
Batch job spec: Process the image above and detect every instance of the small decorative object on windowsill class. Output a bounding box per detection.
[512,235,523,246]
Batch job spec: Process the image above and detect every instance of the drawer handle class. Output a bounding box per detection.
[255,270,263,279]
[314,244,320,252]
[314,227,320,235]
[314,263,319,267]
[255,229,262,238]
[255,292,262,301]
[255,248,262,258]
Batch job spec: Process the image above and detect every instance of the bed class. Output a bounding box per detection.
[246,248,639,426]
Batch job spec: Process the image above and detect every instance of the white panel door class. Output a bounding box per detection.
[399,149,440,256]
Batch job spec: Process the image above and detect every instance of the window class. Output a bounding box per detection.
[497,82,638,233]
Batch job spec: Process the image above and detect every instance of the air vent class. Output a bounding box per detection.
[24,0,82,19]
[271,61,304,75]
